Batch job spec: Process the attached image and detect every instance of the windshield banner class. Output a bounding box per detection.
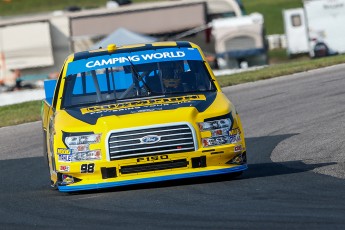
[66,47,203,75]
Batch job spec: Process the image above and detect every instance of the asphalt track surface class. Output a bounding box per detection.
[1,64,345,229]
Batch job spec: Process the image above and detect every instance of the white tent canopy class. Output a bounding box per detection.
[91,27,158,49]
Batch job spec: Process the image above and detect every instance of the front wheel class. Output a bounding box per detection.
[50,180,58,190]
[228,171,244,179]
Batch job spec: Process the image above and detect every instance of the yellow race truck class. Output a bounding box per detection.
[41,41,247,192]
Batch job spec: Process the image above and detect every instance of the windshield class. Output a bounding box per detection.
[62,48,216,109]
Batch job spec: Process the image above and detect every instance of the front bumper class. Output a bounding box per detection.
[57,164,247,192]
[55,121,247,192]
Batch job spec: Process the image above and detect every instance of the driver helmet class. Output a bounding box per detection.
[160,61,184,88]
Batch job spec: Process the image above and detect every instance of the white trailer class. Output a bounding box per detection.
[212,13,267,69]
[284,0,345,57]
[304,0,345,57]
[283,8,309,56]
[0,22,54,70]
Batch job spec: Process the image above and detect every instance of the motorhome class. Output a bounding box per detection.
[175,0,267,69]
[284,0,345,57]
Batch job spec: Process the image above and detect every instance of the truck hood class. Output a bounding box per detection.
[65,92,217,125]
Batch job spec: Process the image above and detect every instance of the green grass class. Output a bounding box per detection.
[0,0,159,16]
[216,54,345,86]
[0,100,41,128]
[268,48,310,65]
[242,0,302,35]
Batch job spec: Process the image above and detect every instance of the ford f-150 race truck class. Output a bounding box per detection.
[41,41,247,192]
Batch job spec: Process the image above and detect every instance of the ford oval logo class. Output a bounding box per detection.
[140,135,161,144]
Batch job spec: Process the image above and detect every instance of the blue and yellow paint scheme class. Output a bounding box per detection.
[41,41,247,192]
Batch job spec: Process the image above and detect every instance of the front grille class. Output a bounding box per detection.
[108,123,196,160]
[120,159,189,174]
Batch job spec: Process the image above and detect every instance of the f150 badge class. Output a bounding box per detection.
[140,135,161,144]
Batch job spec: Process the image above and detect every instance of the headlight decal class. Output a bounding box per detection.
[199,113,243,148]
[198,119,232,132]
[62,131,95,147]
[59,131,102,162]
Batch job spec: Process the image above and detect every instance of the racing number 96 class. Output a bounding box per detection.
[81,163,95,173]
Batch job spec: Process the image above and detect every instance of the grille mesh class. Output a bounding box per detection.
[120,159,189,174]
[108,124,195,160]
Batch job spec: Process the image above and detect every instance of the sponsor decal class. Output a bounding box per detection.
[66,48,202,76]
[80,95,206,114]
[324,2,344,9]
[58,154,72,162]
[137,155,169,162]
[228,134,241,144]
[59,165,70,172]
[132,108,163,114]
[226,128,241,144]
[65,92,216,125]
[234,145,243,152]
[229,128,241,136]
[140,135,161,144]
[85,51,185,68]
[81,163,95,173]
[57,148,71,155]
